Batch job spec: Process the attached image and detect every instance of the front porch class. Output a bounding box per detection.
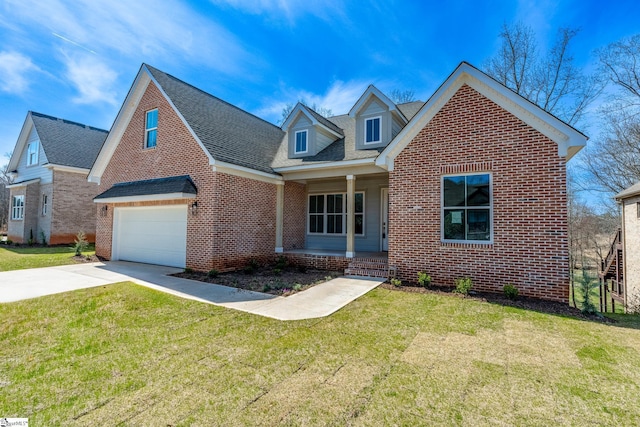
[282,249,392,279]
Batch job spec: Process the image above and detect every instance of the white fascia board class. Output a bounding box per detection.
[45,164,90,174]
[211,159,283,184]
[376,62,588,171]
[275,159,385,181]
[88,70,151,183]
[348,85,407,123]
[273,158,376,173]
[283,105,342,139]
[6,178,41,189]
[93,192,196,204]
[7,112,35,171]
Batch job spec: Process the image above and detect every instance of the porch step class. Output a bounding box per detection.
[344,260,395,279]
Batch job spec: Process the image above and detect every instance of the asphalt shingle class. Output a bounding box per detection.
[94,175,197,200]
[30,112,108,170]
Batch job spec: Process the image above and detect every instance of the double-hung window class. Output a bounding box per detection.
[442,173,491,242]
[308,193,364,235]
[364,116,381,144]
[11,195,24,220]
[145,109,158,148]
[294,130,308,154]
[26,141,39,166]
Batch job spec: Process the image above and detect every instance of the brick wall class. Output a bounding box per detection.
[283,181,306,250]
[622,197,640,310]
[96,80,278,271]
[50,170,99,244]
[7,182,40,243]
[390,84,569,302]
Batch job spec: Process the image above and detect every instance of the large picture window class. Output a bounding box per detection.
[11,195,25,220]
[308,192,364,235]
[442,173,491,242]
[145,109,158,148]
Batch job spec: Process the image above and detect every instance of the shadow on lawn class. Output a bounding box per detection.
[381,283,640,330]
[1,244,95,255]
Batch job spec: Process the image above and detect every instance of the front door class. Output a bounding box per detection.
[381,188,389,251]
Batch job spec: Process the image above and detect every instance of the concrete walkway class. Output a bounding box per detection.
[0,261,384,320]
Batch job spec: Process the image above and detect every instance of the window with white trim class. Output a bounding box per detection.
[11,195,25,220]
[442,173,491,242]
[308,192,364,235]
[42,194,48,216]
[364,116,381,144]
[294,130,308,154]
[26,141,39,166]
[145,109,158,148]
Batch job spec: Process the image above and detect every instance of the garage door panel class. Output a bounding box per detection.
[113,205,187,268]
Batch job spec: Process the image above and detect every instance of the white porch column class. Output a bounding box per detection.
[346,174,356,258]
[275,181,284,253]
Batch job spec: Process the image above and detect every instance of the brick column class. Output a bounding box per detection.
[275,181,284,253]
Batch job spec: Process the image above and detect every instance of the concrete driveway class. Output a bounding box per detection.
[0,261,383,320]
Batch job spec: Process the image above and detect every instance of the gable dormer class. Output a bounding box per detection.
[349,85,408,150]
[281,103,343,159]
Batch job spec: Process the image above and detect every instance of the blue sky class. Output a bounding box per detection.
[0,0,638,168]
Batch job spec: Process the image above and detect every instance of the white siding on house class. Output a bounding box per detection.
[14,127,53,184]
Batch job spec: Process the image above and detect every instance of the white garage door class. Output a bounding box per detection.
[113,205,188,268]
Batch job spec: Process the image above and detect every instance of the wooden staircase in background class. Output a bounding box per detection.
[599,228,623,312]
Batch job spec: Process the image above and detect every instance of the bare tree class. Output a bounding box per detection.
[581,34,640,196]
[389,89,416,104]
[0,152,13,233]
[484,22,603,127]
[280,100,332,125]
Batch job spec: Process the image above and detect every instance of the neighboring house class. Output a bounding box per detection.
[6,112,107,244]
[90,62,586,302]
[603,183,640,311]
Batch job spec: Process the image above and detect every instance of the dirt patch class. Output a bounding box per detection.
[174,264,342,296]
[73,254,100,263]
[380,283,615,323]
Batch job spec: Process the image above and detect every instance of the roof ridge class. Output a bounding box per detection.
[299,104,344,135]
[144,64,282,130]
[112,175,193,187]
[30,111,109,133]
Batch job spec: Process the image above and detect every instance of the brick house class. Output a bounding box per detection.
[90,63,586,302]
[6,112,107,244]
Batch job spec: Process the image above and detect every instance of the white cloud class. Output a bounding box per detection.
[257,79,368,122]
[0,51,39,94]
[5,0,250,74]
[63,54,118,105]
[211,0,348,25]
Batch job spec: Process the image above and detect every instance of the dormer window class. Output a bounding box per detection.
[145,109,158,148]
[26,141,39,166]
[365,116,381,144]
[294,130,308,154]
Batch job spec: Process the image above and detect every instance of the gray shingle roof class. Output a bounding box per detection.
[145,65,285,174]
[94,175,197,200]
[615,181,640,200]
[299,104,344,136]
[30,112,108,169]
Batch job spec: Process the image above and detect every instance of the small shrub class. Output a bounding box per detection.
[249,258,260,270]
[273,268,282,275]
[390,278,402,287]
[74,231,89,256]
[293,283,303,291]
[453,277,473,295]
[207,269,219,278]
[28,228,34,246]
[40,231,47,246]
[503,284,519,300]
[324,275,333,282]
[184,267,194,274]
[4,239,12,245]
[297,264,308,273]
[417,271,431,288]
[262,284,272,292]
[243,266,255,275]
[275,255,288,269]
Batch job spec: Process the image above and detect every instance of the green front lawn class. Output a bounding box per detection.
[0,244,96,272]
[2,282,640,425]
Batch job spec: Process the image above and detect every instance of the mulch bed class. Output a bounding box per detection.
[174,266,343,296]
[380,283,616,323]
[73,255,101,263]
